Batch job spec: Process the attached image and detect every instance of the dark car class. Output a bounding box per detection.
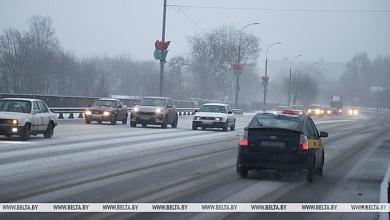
[130,97,178,128]
[84,98,128,125]
[236,111,328,182]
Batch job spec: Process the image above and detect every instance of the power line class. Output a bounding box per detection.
[169,0,208,33]
[168,5,390,13]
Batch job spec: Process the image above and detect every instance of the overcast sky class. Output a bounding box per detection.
[1,0,389,65]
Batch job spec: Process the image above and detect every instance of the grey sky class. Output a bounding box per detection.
[1,0,389,64]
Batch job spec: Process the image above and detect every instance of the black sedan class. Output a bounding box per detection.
[236,111,328,182]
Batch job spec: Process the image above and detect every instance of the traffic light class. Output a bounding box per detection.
[154,40,170,61]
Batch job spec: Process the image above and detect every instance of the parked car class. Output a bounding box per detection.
[130,96,178,128]
[290,105,305,115]
[0,98,57,141]
[192,103,236,132]
[84,98,128,125]
[236,110,328,182]
[307,104,324,117]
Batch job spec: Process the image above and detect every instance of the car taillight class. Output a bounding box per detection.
[299,134,309,151]
[240,131,248,147]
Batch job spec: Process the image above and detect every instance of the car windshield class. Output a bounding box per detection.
[249,115,301,130]
[93,100,116,108]
[199,105,227,113]
[291,105,303,110]
[139,98,166,106]
[276,106,287,111]
[0,100,32,113]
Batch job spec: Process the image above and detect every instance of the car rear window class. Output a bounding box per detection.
[248,115,302,131]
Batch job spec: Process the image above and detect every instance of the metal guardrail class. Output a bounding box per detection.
[50,107,243,119]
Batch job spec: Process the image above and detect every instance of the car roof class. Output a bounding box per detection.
[143,96,170,100]
[1,98,41,102]
[202,103,228,106]
[97,98,120,101]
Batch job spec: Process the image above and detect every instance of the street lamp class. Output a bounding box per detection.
[288,54,302,108]
[263,42,282,113]
[234,22,259,109]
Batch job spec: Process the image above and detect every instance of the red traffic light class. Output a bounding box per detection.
[155,40,171,50]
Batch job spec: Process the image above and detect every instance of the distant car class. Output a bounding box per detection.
[322,105,333,116]
[0,98,57,141]
[130,96,178,128]
[290,105,305,115]
[307,104,324,117]
[236,111,328,182]
[192,103,235,132]
[347,108,359,116]
[85,98,128,125]
[273,106,288,115]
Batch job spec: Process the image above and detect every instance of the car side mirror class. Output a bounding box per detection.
[319,131,328,138]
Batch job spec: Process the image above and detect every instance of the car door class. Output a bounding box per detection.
[166,99,175,122]
[226,105,235,126]
[31,101,43,132]
[37,101,51,131]
[306,118,324,169]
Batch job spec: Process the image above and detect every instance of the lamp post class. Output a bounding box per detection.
[234,22,259,109]
[263,42,281,113]
[288,54,302,108]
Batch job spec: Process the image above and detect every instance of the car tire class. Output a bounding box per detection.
[142,123,147,127]
[20,124,30,141]
[161,116,168,129]
[44,122,54,138]
[122,114,128,124]
[230,119,236,131]
[237,166,248,178]
[223,121,229,132]
[201,126,206,130]
[130,122,136,127]
[111,115,117,125]
[192,124,197,130]
[306,158,315,183]
[318,154,324,176]
[85,117,91,124]
[171,115,178,128]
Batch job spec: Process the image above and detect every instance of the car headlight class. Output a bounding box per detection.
[315,110,320,114]
[348,109,353,115]
[133,107,139,112]
[85,110,92,115]
[156,108,162,113]
[194,116,201,120]
[215,117,224,122]
[103,111,110,116]
[7,119,18,125]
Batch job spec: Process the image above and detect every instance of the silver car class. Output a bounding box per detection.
[130,97,178,128]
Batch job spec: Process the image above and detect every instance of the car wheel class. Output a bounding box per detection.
[171,115,178,128]
[20,124,30,141]
[161,116,168,129]
[142,123,147,127]
[130,122,136,127]
[44,122,54,138]
[306,158,315,182]
[122,114,128,124]
[318,154,324,176]
[201,126,206,130]
[111,115,117,125]
[237,166,248,178]
[223,120,229,132]
[85,117,91,124]
[192,124,197,130]
[230,119,236,131]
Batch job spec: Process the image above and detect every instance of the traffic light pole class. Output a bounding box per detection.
[159,0,167,97]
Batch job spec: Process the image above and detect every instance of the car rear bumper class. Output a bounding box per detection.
[237,147,310,171]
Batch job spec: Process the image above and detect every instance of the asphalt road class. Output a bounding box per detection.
[0,111,389,220]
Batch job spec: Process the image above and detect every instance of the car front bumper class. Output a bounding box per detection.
[192,120,226,128]
[130,113,164,125]
[0,125,24,136]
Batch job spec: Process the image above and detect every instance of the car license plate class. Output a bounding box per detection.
[141,116,150,120]
[261,140,285,147]
[202,121,212,124]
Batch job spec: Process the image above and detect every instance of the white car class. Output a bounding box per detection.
[0,98,57,141]
[192,103,235,131]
